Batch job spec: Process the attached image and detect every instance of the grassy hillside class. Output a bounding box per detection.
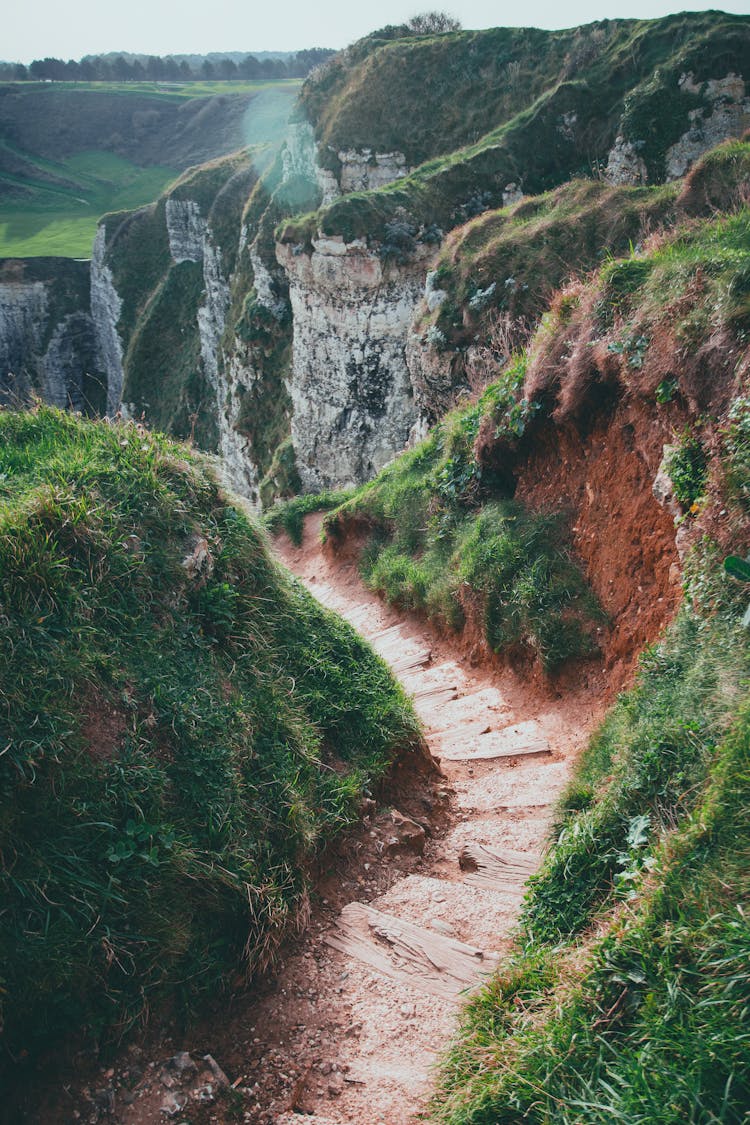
[436,589,750,1123]
[410,138,750,417]
[283,12,750,247]
[0,406,422,1058]
[0,81,298,256]
[271,145,750,678]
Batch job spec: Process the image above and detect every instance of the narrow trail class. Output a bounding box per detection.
[268,514,603,1124]
[34,514,604,1125]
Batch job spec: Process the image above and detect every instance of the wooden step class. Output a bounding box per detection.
[412,684,458,704]
[324,902,499,1001]
[460,843,540,894]
[440,738,550,763]
[438,719,551,762]
[371,622,408,643]
[388,648,432,675]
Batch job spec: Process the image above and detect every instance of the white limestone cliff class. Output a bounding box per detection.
[90,225,126,414]
[277,235,433,491]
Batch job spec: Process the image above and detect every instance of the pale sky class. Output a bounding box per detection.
[5,0,749,62]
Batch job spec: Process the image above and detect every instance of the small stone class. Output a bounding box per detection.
[167,1051,197,1077]
[160,1092,187,1117]
[203,1054,229,1086]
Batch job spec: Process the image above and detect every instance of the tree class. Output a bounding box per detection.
[407,11,461,34]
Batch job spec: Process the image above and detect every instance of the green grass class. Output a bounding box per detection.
[412,178,678,363]
[0,406,422,1057]
[282,13,750,249]
[434,561,750,1124]
[264,487,355,545]
[0,151,179,257]
[323,362,601,674]
[7,79,301,100]
[0,78,299,257]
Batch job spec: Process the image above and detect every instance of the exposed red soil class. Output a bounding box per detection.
[513,401,682,684]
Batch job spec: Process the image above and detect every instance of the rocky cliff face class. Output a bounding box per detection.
[0,259,104,412]
[278,236,431,490]
[607,71,750,185]
[90,225,126,414]
[4,15,749,507]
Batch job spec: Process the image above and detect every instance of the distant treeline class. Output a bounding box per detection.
[0,48,334,83]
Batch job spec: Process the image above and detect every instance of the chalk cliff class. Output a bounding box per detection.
[0,258,104,412]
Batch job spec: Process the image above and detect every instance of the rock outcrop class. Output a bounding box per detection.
[607,72,750,184]
[278,235,431,490]
[0,259,104,412]
[665,73,750,179]
[90,225,126,415]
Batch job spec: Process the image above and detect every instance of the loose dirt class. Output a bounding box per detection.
[10,513,605,1125]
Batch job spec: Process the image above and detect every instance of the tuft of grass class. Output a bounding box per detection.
[0,406,422,1058]
[264,487,355,546]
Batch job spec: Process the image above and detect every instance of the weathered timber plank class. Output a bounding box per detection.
[439,738,550,762]
[438,718,551,761]
[412,685,459,703]
[388,649,432,674]
[460,843,540,894]
[324,902,499,1001]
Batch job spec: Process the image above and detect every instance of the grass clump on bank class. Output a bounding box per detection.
[434,562,750,1123]
[264,487,354,546]
[323,363,601,674]
[0,406,422,1057]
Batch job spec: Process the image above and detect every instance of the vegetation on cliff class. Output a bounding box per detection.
[101,149,257,449]
[282,11,750,247]
[0,407,422,1056]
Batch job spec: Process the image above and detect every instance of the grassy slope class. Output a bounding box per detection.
[0,406,422,1057]
[0,152,180,257]
[414,138,750,414]
[411,193,749,1120]
[0,81,299,257]
[282,12,749,247]
[434,551,750,1123]
[321,362,603,675]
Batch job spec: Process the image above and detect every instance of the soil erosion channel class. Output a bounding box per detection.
[266,513,602,1124]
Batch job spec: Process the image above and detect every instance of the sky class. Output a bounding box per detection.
[5,0,749,62]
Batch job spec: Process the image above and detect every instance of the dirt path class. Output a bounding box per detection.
[265,514,602,1124]
[22,514,603,1125]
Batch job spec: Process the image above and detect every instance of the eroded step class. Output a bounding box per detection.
[459,843,541,895]
[388,648,433,675]
[324,902,499,1001]
[438,718,551,762]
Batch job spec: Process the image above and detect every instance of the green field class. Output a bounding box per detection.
[9,78,301,99]
[0,150,179,256]
[0,80,301,257]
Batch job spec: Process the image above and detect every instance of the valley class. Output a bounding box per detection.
[1,12,749,1124]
